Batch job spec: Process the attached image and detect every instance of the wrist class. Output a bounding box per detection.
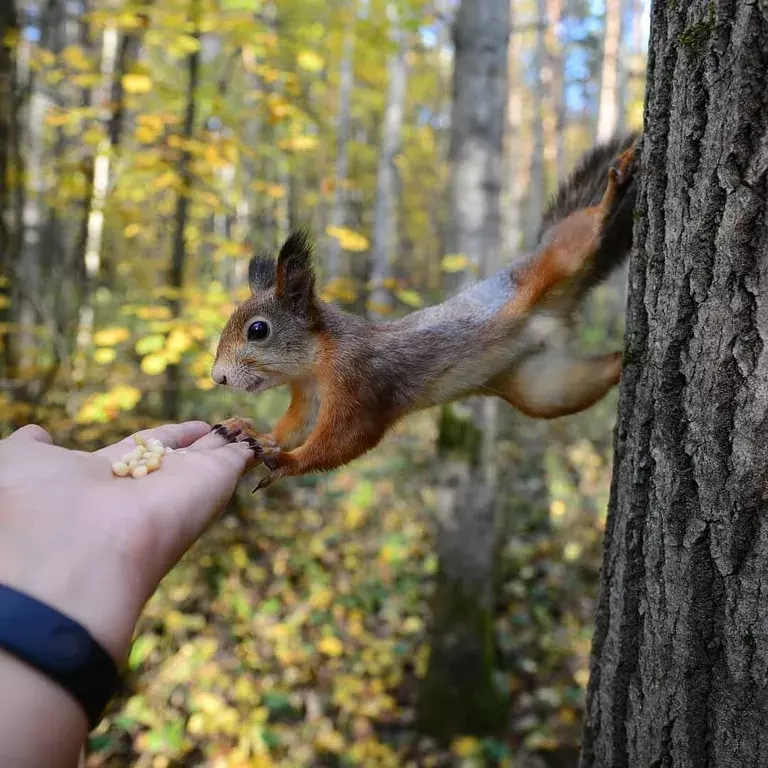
[0,649,88,767]
[0,541,142,664]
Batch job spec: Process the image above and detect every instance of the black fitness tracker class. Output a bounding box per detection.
[0,584,119,728]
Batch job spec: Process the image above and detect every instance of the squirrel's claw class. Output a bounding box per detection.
[253,470,281,492]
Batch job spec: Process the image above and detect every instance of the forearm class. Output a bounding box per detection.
[0,650,87,768]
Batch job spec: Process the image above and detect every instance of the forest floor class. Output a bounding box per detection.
[83,400,615,768]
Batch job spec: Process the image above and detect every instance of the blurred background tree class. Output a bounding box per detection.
[0,0,647,764]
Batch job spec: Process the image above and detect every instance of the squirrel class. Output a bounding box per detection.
[210,133,639,489]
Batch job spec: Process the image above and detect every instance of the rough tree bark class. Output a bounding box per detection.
[367,4,408,319]
[582,2,768,766]
[419,0,509,739]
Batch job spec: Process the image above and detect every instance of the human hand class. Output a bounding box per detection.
[0,421,256,663]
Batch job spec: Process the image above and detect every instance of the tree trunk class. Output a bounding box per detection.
[581,3,768,766]
[595,0,621,142]
[501,4,527,262]
[544,0,565,186]
[367,4,408,319]
[0,0,18,380]
[163,0,200,420]
[525,0,546,249]
[325,1,357,281]
[0,0,16,255]
[419,0,509,740]
[71,21,120,385]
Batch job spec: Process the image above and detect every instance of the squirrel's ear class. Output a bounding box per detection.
[248,252,277,294]
[275,230,317,317]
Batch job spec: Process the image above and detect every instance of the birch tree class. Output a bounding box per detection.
[367,4,408,319]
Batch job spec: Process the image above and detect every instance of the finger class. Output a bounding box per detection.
[138,442,256,559]
[185,429,233,452]
[4,424,54,445]
[95,421,211,462]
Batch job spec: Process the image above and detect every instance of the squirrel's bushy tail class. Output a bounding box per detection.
[539,131,641,301]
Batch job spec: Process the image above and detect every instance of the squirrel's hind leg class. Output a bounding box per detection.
[506,141,637,317]
[488,349,622,419]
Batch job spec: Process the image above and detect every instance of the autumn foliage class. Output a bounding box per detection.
[1,0,645,764]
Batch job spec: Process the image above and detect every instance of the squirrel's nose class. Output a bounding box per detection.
[211,363,228,386]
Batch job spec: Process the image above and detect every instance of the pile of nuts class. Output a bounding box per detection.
[111,434,177,478]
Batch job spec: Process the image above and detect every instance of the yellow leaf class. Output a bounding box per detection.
[45,111,70,127]
[452,736,481,757]
[309,589,333,610]
[441,253,472,273]
[122,73,153,94]
[151,171,178,191]
[38,48,56,67]
[71,73,101,88]
[321,276,358,304]
[134,305,172,321]
[550,499,566,519]
[124,223,142,238]
[318,636,344,658]
[141,353,167,375]
[277,135,319,152]
[174,34,201,55]
[297,50,324,72]
[314,729,345,754]
[135,124,160,143]
[61,45,91,71]
[564,541,582,561]
[0,295,9,309]
[134,334,165,355]
[402,616,424,634]
[138,114,164,132]
[196,377,215,391]
[574,667,590,688]
[110,385,142,410]
[166,328,192,355]
[93,327,130,346]
[117,11,144,29]
[265,184,285,199]
[325,226,369,252]
[395,289,423,308]
[93,348,116,364]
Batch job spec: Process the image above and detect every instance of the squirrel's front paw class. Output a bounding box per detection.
[211,417,258,442]
[242,435,280,465]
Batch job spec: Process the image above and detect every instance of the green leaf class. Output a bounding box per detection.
[395,289,423,308]
[441,253,472,273]
[128,634,157,669]
[135,334,166,355]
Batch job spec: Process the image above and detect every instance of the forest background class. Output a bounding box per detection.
[0,0,646,764]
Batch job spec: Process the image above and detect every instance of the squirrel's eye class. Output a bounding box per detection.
[247,320,270,341]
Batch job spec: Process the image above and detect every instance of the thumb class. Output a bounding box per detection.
[5,424,54,445]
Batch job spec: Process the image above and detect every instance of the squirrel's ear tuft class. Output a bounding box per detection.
[275,229,317,317]
[248,252,277,294]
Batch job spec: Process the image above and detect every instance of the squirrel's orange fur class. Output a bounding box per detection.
[211,135,639,488]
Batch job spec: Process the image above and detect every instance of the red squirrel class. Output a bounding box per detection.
[211,134,639,489]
